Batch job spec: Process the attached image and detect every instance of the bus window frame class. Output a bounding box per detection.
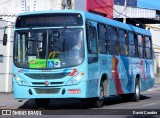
[136,33,145,59]
[86,21,98,64]
[97,23,107,54]
[144,36,153,59]
[128,31,137,58]
[117,28,129,57]
[107,26,119,56]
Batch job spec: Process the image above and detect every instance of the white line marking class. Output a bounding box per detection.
[143,103,156,107]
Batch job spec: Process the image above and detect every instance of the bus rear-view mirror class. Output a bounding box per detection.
[3,34,7,46]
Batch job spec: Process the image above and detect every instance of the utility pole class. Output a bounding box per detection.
[22,0,27,12]
[24,0,26,12]
[62,0,68,9]
[123,0,127,23]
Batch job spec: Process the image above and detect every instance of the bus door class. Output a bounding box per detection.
[86,21,99,97]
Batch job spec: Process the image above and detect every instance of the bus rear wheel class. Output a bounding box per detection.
[132,81,140,102]
[35,98,50,109]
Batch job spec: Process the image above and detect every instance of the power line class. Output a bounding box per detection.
[93,0,113,18]
[98,0,144,25]
[98,0,160,31]
[114,5,127,18]
[92,0,160,49]
[91,0,142,25]
[0,0,13,6]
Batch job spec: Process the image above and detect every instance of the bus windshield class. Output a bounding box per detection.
[13,28,84,69]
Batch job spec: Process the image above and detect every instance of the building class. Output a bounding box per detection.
[0,0,160,92]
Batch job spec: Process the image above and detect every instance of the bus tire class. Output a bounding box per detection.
[35,98,50,109]
[132,81,140,102]
[93,81,104,108]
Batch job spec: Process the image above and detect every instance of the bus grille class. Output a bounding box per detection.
[25,73,70,79]
[34,88,60,94]
[32,82,63,86]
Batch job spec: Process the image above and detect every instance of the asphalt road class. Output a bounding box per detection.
[0,84,160,118]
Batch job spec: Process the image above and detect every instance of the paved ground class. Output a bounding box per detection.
[0,76,160,109]
[0,76,160,117]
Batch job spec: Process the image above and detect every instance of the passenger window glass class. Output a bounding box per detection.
[137,35,143,46]
[145,48,151,59]
[128,32,134,45]
[145,37,151,48]
[128,32,136,57]
[129,45,136,57]
[107,27,118,55]
[137,34,144,58]
[138,47,143,58]
[120,43,127,56]
[107,27,117,41]
[118,29,128,56]
[108,41,118,55]
[118,30,125,43]
[98,24,107,53]
[87,26,98,54]
[145,37,152,59]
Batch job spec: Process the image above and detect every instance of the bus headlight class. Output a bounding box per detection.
[66,72,84,85]
[15,76,28,86]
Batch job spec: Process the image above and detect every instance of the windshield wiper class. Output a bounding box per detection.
[53,26,67,38]
[49,26,67,48]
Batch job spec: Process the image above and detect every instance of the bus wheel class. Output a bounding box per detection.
[35,98,50,109]
[132,81,140,102]
[94,81,104,108]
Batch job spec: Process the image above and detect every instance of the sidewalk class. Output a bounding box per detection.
[0,92,14,108]
[155,74,160,84]
[0,92,27,109]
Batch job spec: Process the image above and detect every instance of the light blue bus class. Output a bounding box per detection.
[3,10,154,108]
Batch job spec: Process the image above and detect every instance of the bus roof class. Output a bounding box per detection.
[17,10,151,36]
[84,12,151,36]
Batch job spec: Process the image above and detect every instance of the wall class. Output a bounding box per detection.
[0,0,63,16]
[114,0,137,7]
[0,21,14,92]
[86,0,114,18]
[73,0,86,11]
[113,5,156,18]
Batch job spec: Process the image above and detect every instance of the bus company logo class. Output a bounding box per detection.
[44,81,49,86]
[2,110,11,115]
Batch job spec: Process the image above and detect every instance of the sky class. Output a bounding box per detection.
[137,0,160,10]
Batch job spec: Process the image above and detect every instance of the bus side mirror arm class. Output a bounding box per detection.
[86,21,91,26]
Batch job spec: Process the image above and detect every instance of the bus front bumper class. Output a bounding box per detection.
[13,82,87,99]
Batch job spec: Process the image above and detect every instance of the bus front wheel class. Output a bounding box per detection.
[35,98,50,109]
[93,81,104,108]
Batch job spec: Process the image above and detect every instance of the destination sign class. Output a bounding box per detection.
[16,13,83,28]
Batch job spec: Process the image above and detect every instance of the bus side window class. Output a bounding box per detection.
[107,27,118,55]
[87,26,98,54]
[145,37,152,59]
[118,29,128,56]
[86,23,98,64]
[137,34,144,58]
[98,24,107,54]
[128,32,136,57]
